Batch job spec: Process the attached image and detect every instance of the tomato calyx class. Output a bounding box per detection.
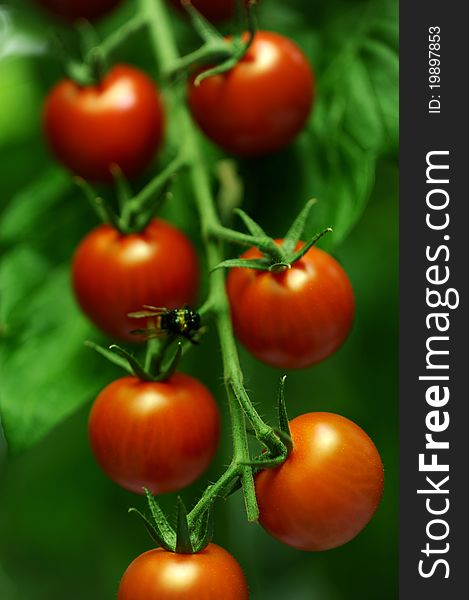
[75,154,185,234]
[166,1,258,85]
[243,376,294,470]
[86,334,183,383]
[130,489,214,554]
[212,199,333,273]
[55,15,145,86]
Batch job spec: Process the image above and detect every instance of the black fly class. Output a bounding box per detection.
[129,306,202,344]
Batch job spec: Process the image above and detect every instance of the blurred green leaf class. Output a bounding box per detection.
[255,0,398,245]
[0,255,113,455]
[0,172,113,455]
[0,8,48,61]
[1,168,71,244]
[0,57,42,148]
[314,1,398,152]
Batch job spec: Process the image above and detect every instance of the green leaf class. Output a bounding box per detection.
[0,168,71,246]
[0,256,113,455]
[254,0,398,246]
[0,10,48,61]
[305,0,397,243]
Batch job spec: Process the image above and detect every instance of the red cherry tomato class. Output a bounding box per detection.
[168,0,244,23]
[89,373,220,494]
[43,65,164,182]
[226,242,354,369]
[118,544,249,599]
[72,218,199,341]
[255,413,384,551]
[188,31,314,157]
[36,0,121,22]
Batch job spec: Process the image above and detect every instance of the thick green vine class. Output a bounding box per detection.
[139,0,288,526]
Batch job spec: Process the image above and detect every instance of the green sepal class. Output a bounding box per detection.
[109,345,155,382]
[74,177,107,222]
[84,341,133,375]
[234,208,268,238]
[154,342,182,382]
[128,507,174,552]
[211,257,271,272]
[77,19,105,81]
[277,376,291,439]
[289,227,333,264]
[182,0,225,44]
[144,489,177,549]
[175,497,194,554]
[65,60,95,86]
[194,55,240,86]
[125,155,185,231]
[191,503,214,553]
[282,199,316,256]
[132,190,173,233]
[111,164,133,213]
[273,428,293,455]
[74,177,123,231]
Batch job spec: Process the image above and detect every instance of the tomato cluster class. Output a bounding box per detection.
[39,1,384,597]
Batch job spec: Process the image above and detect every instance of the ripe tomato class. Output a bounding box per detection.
[118,544,249,599]
[188,31,314,157]
[36,0,121,22]
[43,65,164,182]
[72,218,199,341]
[168,0,244,23]
[226,242,354,369]
[255,413,384,551]
[89,373,220,494]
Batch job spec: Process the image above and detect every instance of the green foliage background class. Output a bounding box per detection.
[0,0,398,598]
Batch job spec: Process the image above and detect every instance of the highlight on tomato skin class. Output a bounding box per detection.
[226,242,355,370]
[118,544,249,599]
[188,31,314,157]
[43,64,165,183]
[36,0,122,23]
[72,218,199,342]
[255,412,384,552]
[88,373,220,495]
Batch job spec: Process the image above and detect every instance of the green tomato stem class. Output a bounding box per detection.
[98,14,147,64]
[139,0,287,525]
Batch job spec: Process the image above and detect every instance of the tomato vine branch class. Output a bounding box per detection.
[139,0,288,524]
